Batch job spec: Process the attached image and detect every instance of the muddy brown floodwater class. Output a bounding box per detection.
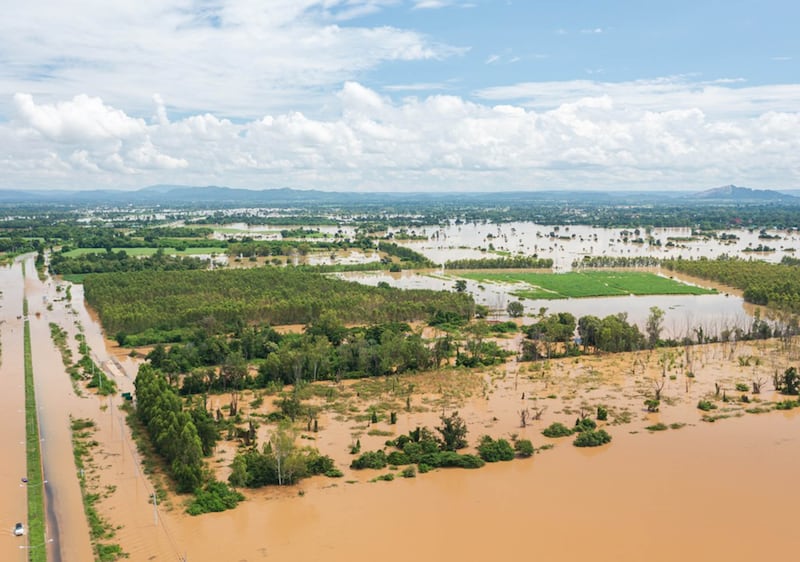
[157,412,799,562]
[0,260,28,562]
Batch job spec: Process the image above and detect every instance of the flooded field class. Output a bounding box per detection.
[391,222,799,270]
[336,269,755,339]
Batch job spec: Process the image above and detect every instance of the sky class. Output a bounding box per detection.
[1,0,799,192]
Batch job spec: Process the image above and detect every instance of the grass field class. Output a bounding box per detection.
[62,247,224,257]
[457,270,716,299]
[23,301,47,562]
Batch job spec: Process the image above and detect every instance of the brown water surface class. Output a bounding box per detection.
[0,260,29,561]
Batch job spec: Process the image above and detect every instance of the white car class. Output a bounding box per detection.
[14,522,24,536]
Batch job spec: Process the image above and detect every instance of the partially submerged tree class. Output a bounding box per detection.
[436,412,468,451]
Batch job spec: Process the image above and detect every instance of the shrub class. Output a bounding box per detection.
[186,481,244,516]
[644,399,660,412]
[350,450,387,470]
[477,436,515,462]
[386,451,411,466]
[542,422,573,438]
[596,406,608,421]
[419,451,485,469]
[306,453,337,475]
[735,383,749,392]
[325,468,344,478]
[374,473,395,482]
[697,400,717,412]
[645,423,668,432]
[574,418,597,432]
[401,466,416,478]
[573,429,612,448]
[514,439,535,457]
[418,463,433,474]
[775,399,799,410]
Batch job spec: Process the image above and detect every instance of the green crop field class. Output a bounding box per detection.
[457,270,716,300]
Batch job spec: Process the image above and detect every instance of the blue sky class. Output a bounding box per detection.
[1,0,798,191]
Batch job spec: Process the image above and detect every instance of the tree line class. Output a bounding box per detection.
[662,257,800,314]
[445,256,554,270]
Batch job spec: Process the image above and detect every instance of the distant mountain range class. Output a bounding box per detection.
[693,184,797,201]
[0,183,796,206]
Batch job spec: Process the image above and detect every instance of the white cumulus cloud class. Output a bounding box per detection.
[2,79,800,191]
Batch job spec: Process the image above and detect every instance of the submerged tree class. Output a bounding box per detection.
[436,411,468,451]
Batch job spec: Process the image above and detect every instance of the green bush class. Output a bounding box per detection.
[644,399,660,412]
[477,436,515,462]
[697,400,717,412]
[401,466,416,478]
[306,452,337,475]
[574,418,597,432]
[418,451,485,469]
[645,423,668,432]
[775,399,799,410]
[387,450,411,466]
[596,406,608,421]
[735,383,749,392]
[542,422,573,438]
[573,429,612,448]
[418,463,433,474]
[186,481,244,516]
[350,450,388,470]
[513,439,535,457]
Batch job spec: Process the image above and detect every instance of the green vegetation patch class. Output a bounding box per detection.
[62,247,223,257]
[85,268,473,335]
[456,271,715,300]
[23,308,47,562]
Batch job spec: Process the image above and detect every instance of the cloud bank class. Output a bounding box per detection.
[4,78,799,191]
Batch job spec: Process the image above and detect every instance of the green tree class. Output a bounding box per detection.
[646,306,665,348]
[436,412,468,451]
[506,300,524,318]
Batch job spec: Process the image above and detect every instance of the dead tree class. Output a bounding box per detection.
[531,405,547,421]
[229,390,240,417]
[519,408,530,428]
[652,378,666,401]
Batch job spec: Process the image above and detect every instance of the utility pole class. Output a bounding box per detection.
[153,491,158,525]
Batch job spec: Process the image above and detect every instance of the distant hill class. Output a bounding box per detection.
[0,183,797,207]
[692,184,797,202]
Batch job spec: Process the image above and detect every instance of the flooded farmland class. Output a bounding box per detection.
[389,221,799,270]
[2,225,799,562]
[336,269,755,339]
